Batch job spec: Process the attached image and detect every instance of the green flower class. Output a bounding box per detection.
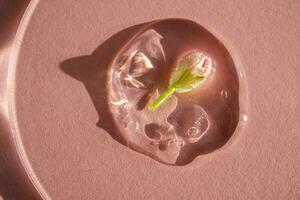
[148,52,212,111]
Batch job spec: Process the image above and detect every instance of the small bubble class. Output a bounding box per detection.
[221,90,229,99]
[132,122,139,130]
[195,121,201,125]
[187,127,199,136]
[196,112,206,121]
[167,140,173,145]
[199,115,205,120]
[167,139,185,147]
[240,114,248,124]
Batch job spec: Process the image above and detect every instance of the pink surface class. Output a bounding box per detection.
[2,0,300,199]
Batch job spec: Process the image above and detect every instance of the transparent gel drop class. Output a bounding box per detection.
[108,19,244,165]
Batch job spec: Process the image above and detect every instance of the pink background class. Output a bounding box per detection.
[1,0,300,199]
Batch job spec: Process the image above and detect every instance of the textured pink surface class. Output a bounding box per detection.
[5,0,300,199]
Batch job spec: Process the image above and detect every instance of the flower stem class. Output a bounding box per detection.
[148,86,176,111]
